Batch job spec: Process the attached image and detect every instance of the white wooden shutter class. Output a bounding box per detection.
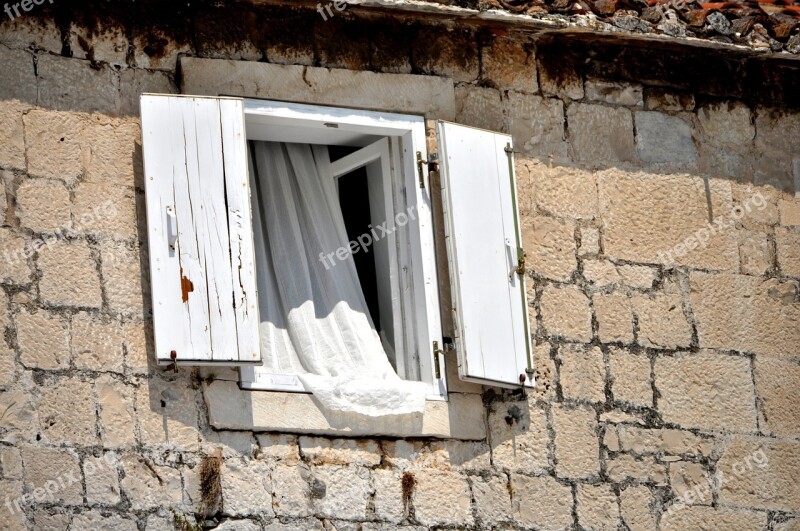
[140,94,260,365]
[437,121,533,388]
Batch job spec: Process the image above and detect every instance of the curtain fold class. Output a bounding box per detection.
[250,141,427,417]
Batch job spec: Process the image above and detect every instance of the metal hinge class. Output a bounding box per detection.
[432,340,444,379]
[515,247,526,277]
[416,152,439,189]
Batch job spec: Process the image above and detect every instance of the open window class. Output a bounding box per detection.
[140,94,533,409]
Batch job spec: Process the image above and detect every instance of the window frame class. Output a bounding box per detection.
[237,99,448,400]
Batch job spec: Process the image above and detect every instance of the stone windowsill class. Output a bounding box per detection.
[203,378,486,440]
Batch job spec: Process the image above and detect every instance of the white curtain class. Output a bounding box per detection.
[249,141,427,417]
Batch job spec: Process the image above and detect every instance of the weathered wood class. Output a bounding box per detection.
[437,121,532,388]
[141,94,260,365]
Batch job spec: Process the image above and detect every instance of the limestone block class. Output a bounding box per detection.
[776,227,800,276]
[68,21,128,65]
[540,284,592,342]
[220,458,273,517]
[96,375,136,447]
[620,486,656,531]
[738,229,771,276]
[16,309,69,370]
[598,170,737,270]
[0,46,36,106]
[669,461,710,505]
[779,199,800,226]
[72,313,125,373]
[528,162,597,220]
[119,68,177,116]
[482,37,537,92]
[16,178,71,233]
[0,390,38,443]
[72,183,136,239]
[635,112,697,166]
[617,264,658,289]
[507,93,566,158]
[558,345,606,403]
[690,273,800,356]
[489,400,549,474]
[37,377,98,446]
[568,104,636,164]
[0,99,30,170]
[136,376,199,450]
[371,469,405,523]
[81,116,141,187]
[0,15,62,53]
[454,85,504,132]
[20,446,83,505]
[411,29,478,83]
[523,215,577,281]
[609,348,651,407]
[661,506,766,531]
[311,465,371,520]
[644,89,695,112]
[632,293,692,349]
[37,54,119,114]
[583,260,622,288]
[754,355,800,437]
[512,474,573,529]
[577,483,619,531]
[84,455,121,505]
[655,351,757,433]
[38,240,103,308]
[23,109,85,184]
[299,437,381,467]
[414,470,472,527]
[256,434,300,464]
[0,446,23,479]
[607,455,667,484]
[552,404,600,479]
[120,455,182,511]
[579,227,601,256]
[472,474,513,526]
[717,436,800,512]
[101,240,147,315]
[594,295,633,344]
[271,464,311,518]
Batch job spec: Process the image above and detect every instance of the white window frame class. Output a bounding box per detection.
[237,99,448,400]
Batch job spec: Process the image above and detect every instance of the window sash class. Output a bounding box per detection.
[238,99,447,399]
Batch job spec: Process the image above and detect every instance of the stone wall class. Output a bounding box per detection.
[0,2,799,530]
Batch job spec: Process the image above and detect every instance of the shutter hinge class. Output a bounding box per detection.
[515,247,526,277]
[416,152,439,189]
[432,340,444,379]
